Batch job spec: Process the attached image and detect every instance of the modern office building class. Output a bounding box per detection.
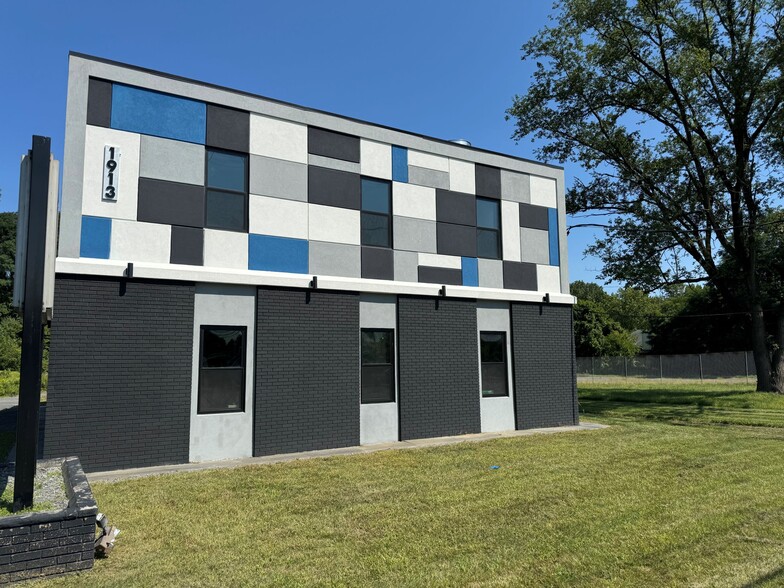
[42,53,577,472]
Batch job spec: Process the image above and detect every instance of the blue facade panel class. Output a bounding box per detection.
[548,208,560,266]
[248,234,309,274]
[111,84,206,144]
[80,216,111,259]
[461,257,479,287]
[392,146,408,183]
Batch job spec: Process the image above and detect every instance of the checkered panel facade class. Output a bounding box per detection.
[79,77,563,294]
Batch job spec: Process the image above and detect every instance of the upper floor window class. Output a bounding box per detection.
[476,198,501,259]
[361,178,392,248]
[206,149,248,232]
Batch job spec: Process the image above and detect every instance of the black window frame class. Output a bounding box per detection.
[480,331,509,398]
[360,177,393,249]
[198,325,247,415]
[360,328,396,404]
[204,147,249,233]
[476,197,502,260]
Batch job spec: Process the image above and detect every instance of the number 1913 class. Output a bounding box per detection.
[102,145,120,201]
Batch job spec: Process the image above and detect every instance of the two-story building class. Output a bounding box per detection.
[43,53,577,472]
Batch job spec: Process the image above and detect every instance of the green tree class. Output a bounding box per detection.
[573,298,640,356]
[508,0,784,391]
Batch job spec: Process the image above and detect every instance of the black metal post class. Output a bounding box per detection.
[13,136,51,511]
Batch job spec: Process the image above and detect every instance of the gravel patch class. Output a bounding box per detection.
[0,457,68,515]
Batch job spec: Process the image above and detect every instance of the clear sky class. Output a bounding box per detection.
[0,0,608,286]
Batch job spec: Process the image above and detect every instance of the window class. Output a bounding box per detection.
[361,329,395,403]
[361,178,392,247]
[476,198,501,259]
[206,149,247,232]
[480,331,508,397]
[198,326,246,414]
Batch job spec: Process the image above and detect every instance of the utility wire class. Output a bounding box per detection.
[567,215,784,235]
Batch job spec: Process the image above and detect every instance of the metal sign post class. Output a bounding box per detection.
[13,136,51,511]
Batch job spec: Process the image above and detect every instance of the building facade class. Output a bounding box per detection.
[43,53,578,472]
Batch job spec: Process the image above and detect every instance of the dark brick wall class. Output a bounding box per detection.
[397,296,480,440]
[255,287,360,455]
[44,275,194,472]
[511,302,578,429]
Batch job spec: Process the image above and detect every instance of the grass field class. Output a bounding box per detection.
[28,380,784,587]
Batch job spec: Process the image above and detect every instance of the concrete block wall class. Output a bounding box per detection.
[64,55,567,296]
[397,296,481,439]
[44,276,194,471]
[511,302,578,429]
[254,287,360,455]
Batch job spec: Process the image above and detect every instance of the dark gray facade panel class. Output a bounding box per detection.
[86,78,112,128]
[170,225,204,266]
[308,165,361,209]
[519,202,550,230]
[361,246,394,280]
[417,265,462,286]
[137,177,205,228]
[43,276,194,472]
[503,261,538,290]
[255,288,360,455]
[437,222,477,257]
[475,164,501,199]
[206,104,250,153]
[436,189,476,226]
[511,303,578,429]
[397,297,480,439]
[308,126,361,163]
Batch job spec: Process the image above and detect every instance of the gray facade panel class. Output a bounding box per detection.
[436,189,476,226]
[437,222,477,258]
[511,303,577,429]
[43,276,194,472]
[519,202,550,230]
[361,246,394,280]
[418,265,462,285]
[308,126,360,163]
[86,78,111,128]
[503,261,538,291]
[206,104,249,153]
[255,288,360,455]
[475,164,501,199]
[137,177,205,228]
[408,166,450,190]
[398,296,480,439]
[308,165,361,210]
[170,226,204,266]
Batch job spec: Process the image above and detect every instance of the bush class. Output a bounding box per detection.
[0,316,21,371]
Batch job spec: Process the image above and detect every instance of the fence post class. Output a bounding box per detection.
[591,356,595,382]
[744,351,749,385]
[659,355,663,380]
[698,354,703,382]
[624,356,628,380]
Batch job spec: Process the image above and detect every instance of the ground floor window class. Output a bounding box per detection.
[480,331,508,397]
[198,326,246,414]
[361,329,395,403]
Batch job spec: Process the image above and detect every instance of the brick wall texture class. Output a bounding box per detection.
[43,275,194,472]
[254,287,360,455]
[0,515,95,584]
[511,302,578,429]
[397,296,481,440]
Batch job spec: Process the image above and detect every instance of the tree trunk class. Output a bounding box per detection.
[750,303,774,391]
[772,310,784,394]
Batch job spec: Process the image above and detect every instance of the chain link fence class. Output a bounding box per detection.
[577,351,756,382]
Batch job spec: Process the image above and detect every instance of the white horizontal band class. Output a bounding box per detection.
[55,258,576,305]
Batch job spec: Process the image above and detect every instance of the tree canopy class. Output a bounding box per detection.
[508,0,784,390]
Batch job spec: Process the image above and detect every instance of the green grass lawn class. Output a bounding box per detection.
[29,380,784,587]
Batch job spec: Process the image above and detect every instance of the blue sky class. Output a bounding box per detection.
[0,0,607,286]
